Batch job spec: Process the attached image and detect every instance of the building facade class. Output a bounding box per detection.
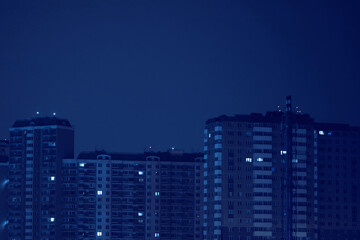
[203,110,316,240]
[314,123,360,240]
[62,150,203,240]
[203,98,360,240]
[8,117,74,240]
[0,139,9,239]
[6,101,360,240]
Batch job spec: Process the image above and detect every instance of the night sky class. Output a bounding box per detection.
[1,1,360,154]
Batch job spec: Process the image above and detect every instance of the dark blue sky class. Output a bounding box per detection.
[1,1,360,154]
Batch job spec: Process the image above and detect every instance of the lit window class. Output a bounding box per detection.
[97,191,102,196]
[50,217,55,222]
[50,176,55,181]
[138,212,143,216]
[280,150,287,155]
[155,233,159,238]
[208,133,211,138]
[319,130,324,135]
[2,220,8,227]
[97,231,102,236]
[2,179,9,187]
[215,126,222,132]
[138,171,144,175]
[256,158,263,162]
[79,163,85,167]
[214,135,222,140]
[155,192,160,196]
[246,158,252,163]
[215,143,222,149]
[328,131,332,136]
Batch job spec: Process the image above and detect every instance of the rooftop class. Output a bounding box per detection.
[77,150,203,163]
[12,116,72,128]
[206,111,360,132]
[206,111,314,125]
[314,122,360,131]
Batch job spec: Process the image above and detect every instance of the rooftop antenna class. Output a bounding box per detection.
[284,96,293,240]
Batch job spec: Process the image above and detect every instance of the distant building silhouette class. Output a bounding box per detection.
[8,116,74,240]
[0,139,9,239]
[203,97,360,240]
[314,122,360,240]
[62,150,203,240]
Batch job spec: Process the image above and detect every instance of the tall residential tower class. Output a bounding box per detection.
[314,122,360,240]
[8,116,74,240]
[0,139,9,239]
[203,97,360,240]
[203,110,316,240]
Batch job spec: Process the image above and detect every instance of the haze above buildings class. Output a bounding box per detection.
[1,1,360,154]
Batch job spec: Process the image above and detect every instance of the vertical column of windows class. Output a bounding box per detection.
[313,130,319,240]
[213,125,222,240]
[24,130,34,240]
[292,128,308,239]
[252,126,273,239]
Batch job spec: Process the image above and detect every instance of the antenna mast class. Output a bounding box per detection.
[285,96,293,240]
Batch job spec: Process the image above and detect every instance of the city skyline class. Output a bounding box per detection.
[1,1,360,154]
[5,100,360,240]
[2,96,360,155]
[2,1,360,240]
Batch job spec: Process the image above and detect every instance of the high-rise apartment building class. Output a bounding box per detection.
[203,97,360,240]
[0,139,9,239]
[314,123,360,240]
[203,111,316,240]
[62,150,203,240]
[8,116,74,240]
